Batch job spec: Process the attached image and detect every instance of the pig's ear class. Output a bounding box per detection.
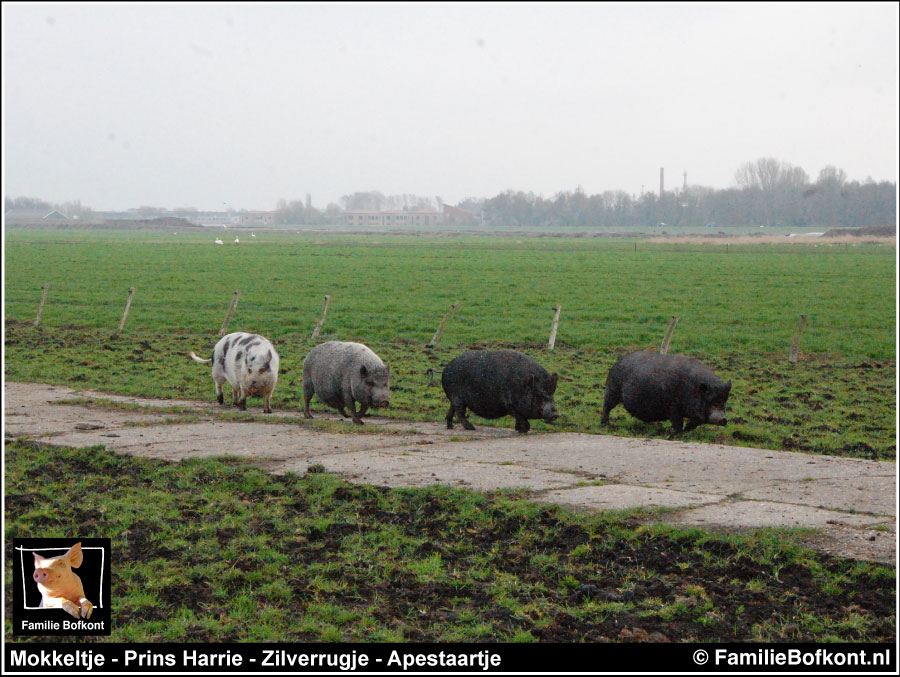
[548,373,559,393]
[359,365,368,378]
[65,542,84,568]
[33,552,44,566]
[724,380,732,393]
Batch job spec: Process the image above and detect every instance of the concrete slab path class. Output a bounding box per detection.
[5,382,896,563]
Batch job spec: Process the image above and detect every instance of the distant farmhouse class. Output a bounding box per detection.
[4,208,69,222]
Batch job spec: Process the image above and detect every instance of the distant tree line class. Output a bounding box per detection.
[4,196,94,219]
[480,158,895,229]
[9,157,895,229]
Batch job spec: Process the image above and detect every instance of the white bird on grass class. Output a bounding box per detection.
[215,238,224,245]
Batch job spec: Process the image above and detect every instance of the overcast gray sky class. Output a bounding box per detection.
[3,2,897,212]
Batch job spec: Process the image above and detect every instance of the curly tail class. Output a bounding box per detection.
[189,351,212,364]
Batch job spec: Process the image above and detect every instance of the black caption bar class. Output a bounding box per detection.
[3,643,896,674]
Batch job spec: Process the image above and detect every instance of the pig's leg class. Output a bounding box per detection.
[303,381,314,418]
[79,597,93,619]
[445,405,456,429]
[668,411,684,434]
[216,382,224,405]
[61,599,81,619]
[453,402,476,430]
[355,402,370,422]
[514,414,531,434]
[338,407,350,418]
[263,390,272,414]
[601,386,620,425]
[348,400,364,425]
[684,419,700,432]
[237,386,247,411]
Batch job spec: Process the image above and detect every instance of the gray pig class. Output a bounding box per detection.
[190,331,280,413]
[601,351,731,433]
[442,349,559,434]
[302,341,390,424]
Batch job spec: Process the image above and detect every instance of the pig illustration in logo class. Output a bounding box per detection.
[32,542,93,619]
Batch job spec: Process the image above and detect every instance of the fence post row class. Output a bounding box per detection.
[789,314,808,363]
[218,290,241,337]
[33,283,50,327]
[311,295,331,340]
[660,315,680,354]
[111,287,136,339]
[427,301,462,350]
[548,305,562,350]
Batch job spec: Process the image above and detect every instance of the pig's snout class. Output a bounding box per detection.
[708,410,728,426]
[33,569,49,584]
[376,398,390,408]
[542,403,559,423]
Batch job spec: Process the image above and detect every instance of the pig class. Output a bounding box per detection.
[190,331,280,413]
[601,351,731,433]
[302,341,390,425]
[32,542,93,620]
[442,349,559,434]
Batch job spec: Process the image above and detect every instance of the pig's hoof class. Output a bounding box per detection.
[352,418,364,425]
[263,407,272,414]
[62,600,81,619]
[80,598,93,619]
[303,412,313,419]
[462,422,476,431]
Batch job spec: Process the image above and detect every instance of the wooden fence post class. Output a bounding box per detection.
[311,295,331,340]
[33,284,50,327]
[789,314,808,363]
[548,305,562,350]
[427,301,461,350]
[659,315,680,354]
[218,290,240,337]
[111,287,136,338]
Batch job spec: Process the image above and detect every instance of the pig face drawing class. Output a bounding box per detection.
[32,542,93,619]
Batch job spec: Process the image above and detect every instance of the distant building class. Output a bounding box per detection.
[237,210,275,226]
[4,208,69,222]
[442,203,478,225]
[342,209,441,227]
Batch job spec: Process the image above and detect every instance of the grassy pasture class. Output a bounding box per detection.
[3,230,896,644]
[5,440,895,643]
[4,230,895,459]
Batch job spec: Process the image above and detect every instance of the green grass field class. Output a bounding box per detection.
[4,230,895,459]
[5,440,894,643]
[3,230,896,644]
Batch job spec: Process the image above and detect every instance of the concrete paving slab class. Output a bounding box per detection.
[537,485,726,512]
[666,500,889,530]
[41,421,429,463]
[316,458,581,491]
[421,433,894,504]
[4,381,896,563]
[743,475,896,516]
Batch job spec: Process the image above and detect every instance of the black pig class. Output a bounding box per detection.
[601,351,731,433]
[442,349,559,434]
